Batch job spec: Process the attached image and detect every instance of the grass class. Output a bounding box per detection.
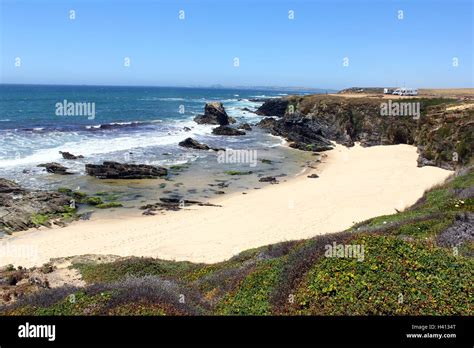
[292,234,473,315]
[30,214,50,226]
[217,258,285,315]
[73,257,200,284]
[96,202,123,209]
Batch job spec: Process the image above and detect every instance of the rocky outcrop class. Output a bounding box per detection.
[59,151,84,160]
[178,137,222,151]
[415,105,474,170]
[0,178,72,233]
[257,117,278,129]
[85,162,168,179]
[256,99,289,117]
[271,112,335,152]
[212,126,246,136]
[436,212,473,248]
[37,162,73,175]
[194,102,235,125]
[257,94,473,169]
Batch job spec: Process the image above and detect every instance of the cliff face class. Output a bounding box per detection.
[257,95,473,170]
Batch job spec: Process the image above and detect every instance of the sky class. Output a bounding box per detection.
[0,0,472,89]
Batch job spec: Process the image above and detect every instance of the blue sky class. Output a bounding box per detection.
[0,0,472,89]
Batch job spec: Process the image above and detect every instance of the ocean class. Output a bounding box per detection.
[0,84,318,216]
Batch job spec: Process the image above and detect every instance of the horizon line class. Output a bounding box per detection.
[0,82,339,91]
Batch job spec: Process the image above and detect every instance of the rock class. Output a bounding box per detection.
[183,127,191,132]
[436,213,474,248]
[212,126,246,136]
[85,161,167,179]
[37,162,73,175]
[0,179,72,233]
[0,178,23,194]
[259,176,278,183]
[256,117,277,129]
[214,191,225,195]
[238,123,252,131]
[307,174,319,178]
[142,209,157,216]
[194,102,233,125]
[272,113,334,152]
[59,151,84,160]
[249,98,269,102]
[178,137,222,151]
[140,198,221,212]
[256,99,289,117]
[179,137,210,150]
[241,107,255,113]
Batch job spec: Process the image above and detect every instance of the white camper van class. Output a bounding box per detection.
[392,88,418,96]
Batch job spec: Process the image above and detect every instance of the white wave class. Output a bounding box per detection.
[0,120,216,168]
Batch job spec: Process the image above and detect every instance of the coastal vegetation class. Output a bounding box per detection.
[1,166,472,315]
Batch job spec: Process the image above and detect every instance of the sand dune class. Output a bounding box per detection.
[0,144,453,267]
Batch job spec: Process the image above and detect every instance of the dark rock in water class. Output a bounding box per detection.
[259,176,278,183]
[194,102,233,126]
[256,99,289,117]
[0,178,72,233]
[241,107,255,113]
[249,98,269,102]
[238,123,252,131]
[179,137,210,150]
[85,161,167,179]
[37,162,73,175]
[214,191,225,195]
[183,127,191,132]
[436,213,474,248]
[256,117,277,129]
[178,137,222,151]
[59,151,84,160]
[212,126,246,136]
[307,174,319,178]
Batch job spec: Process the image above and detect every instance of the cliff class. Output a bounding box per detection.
[256,95,473,170]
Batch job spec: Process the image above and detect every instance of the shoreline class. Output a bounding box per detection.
[0,143,454,267]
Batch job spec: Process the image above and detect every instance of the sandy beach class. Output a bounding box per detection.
[0,143,453,267]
